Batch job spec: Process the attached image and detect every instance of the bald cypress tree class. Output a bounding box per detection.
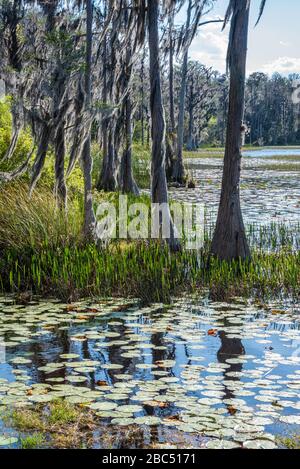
[211,0,266,260]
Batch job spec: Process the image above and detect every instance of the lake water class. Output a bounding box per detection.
[243,149,300,158]
[0,150,299,449]
[0,295,300,449]
[173,149,300,226]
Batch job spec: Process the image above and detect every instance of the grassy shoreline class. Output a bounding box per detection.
[1,242,299,303]
[0,164,299,304]
[183,146,300,159]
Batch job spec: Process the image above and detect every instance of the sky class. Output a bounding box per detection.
[182,0,300,76]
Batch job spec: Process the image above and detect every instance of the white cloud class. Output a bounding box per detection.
[189,22,228,72]
[279,41,291,47]
[258,56,300,75]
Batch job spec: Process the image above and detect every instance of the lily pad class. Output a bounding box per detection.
[0,436,18,446]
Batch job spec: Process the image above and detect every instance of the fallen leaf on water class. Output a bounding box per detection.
[208,329,218,336]
[96,380,108,386]
[144,400,169,408]
[163,415,182,425]
[228,405,237,415]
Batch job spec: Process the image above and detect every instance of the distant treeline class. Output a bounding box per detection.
[136,65,300,148]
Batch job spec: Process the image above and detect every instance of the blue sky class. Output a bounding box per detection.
[184,0,300,75]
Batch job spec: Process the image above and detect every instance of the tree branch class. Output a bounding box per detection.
[198,19,224,27]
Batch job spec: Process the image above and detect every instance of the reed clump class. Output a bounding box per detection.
[0,182,299,303]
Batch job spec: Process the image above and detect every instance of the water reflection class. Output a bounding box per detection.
[217,318,245,405]
[1,296,300,448]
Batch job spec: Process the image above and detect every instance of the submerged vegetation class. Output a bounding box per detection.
[279,435,300,450]
[2,400,97,448]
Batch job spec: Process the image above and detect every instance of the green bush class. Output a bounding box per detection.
[0,98,32,172]
[0,181,83,251]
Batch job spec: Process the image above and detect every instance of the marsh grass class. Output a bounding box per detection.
[0,182,299,303]
[1,241,299,302]
[20,433,46,449]
[277,435,300,450]
[48,400,80,425]
[0,182,83,250]
[248,163,300,171]
[2,400,96,449]
[184,147,300,160]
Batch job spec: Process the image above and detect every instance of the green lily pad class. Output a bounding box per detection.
[134,416,161,425]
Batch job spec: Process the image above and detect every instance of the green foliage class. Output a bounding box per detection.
[3,400,95,449]
[4,408,44,432]
[0,182,83,251]
[20,433,45,449]
[0,180,299,302]
[92,141,151,189]
[133,120,146,143]
[48,400,80,425]
[0,98,32,172]
[1,237,299,303]
[277,435,300,450]
[132,142,151,189]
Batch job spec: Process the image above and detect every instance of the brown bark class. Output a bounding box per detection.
[172,0,192,184]
[82,0,96,240]
[97,11,118,192]
[54,122,67,209]
[165,13,176,181]
[148,0,180,252]
[119,24,139,195]
[210,0,251,261]
[29,123,51,196]
[120,94,139,195]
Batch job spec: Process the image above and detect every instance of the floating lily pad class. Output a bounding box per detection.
[111,417,135,425]
[243,440,278,449]
[67,375,88,383]
[0,436,18,446]
[206,440,241,449]
[134,416,161,425]
[89,402,118,411]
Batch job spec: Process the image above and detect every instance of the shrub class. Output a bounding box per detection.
[0,98,33,172]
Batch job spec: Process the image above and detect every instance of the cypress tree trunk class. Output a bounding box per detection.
[172,0,192,184]
[54,121,67,209]
[165,13,176,182]
[97,17,118,192]
[120,35,139,195]
[120,93,140,194]
[211,0,250,261]
[30,123,51,195]
[148,0,180,252]
[140,49,145,146]
[2,1,23,161]
[96,31,109,191]
[186,76,194,150]
[53,64,68,210]
[82,0,96,239]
